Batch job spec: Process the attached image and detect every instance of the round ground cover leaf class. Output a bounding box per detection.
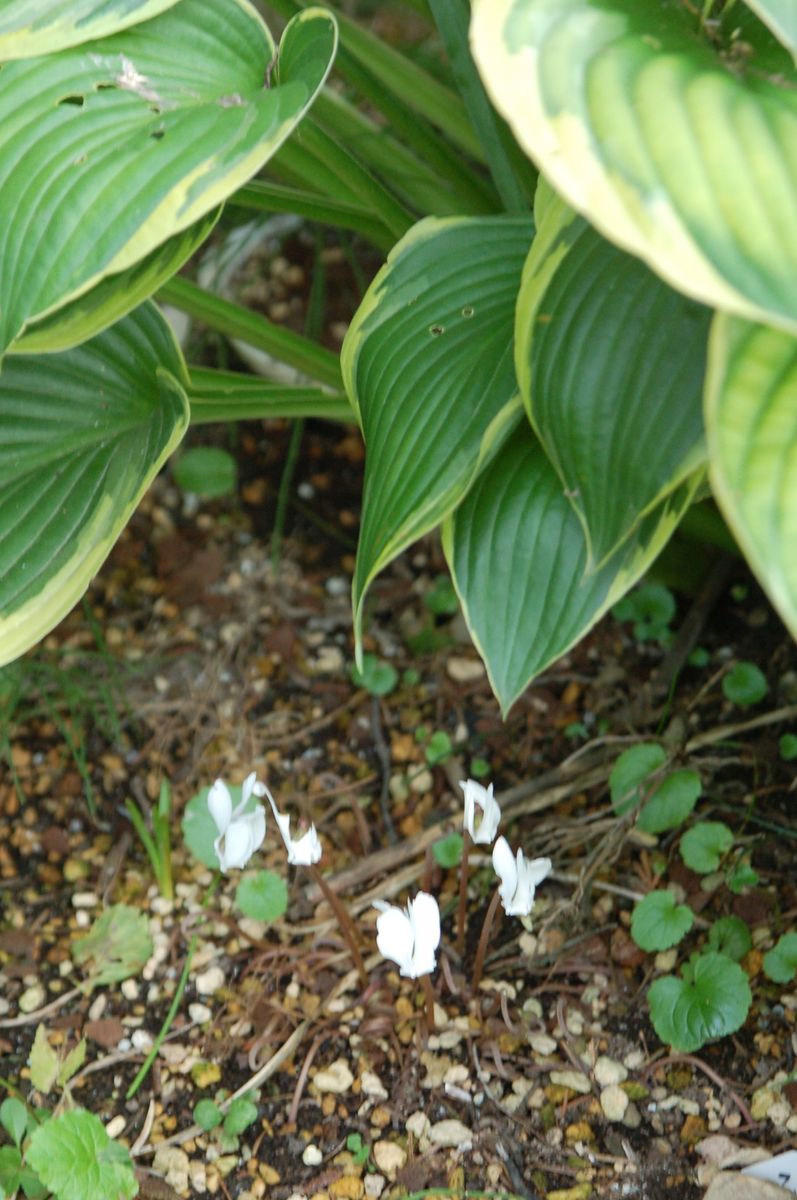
[235,870,288,923]
[722,661,769,707]
[648,952,752,1053]
[443,423,700,713]
[680,822,734,874]
[706,316,797,643]
[708,917,752,962]
[471,0,797,335]
[631,890,694,952]
[342,215,534,657]
[763,931,797,983]
[517,182,709,566]
[27,1109,137,1200]
[0,2,337,355]
[0,302,188,667]
[0,0,181,59]
[432,833,464,869]
[173,447,237,498]
[609,743,666,816]
[350,654,398,696]
[71,903,153,986]
[637,769,702,835]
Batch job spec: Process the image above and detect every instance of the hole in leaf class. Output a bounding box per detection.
[429,324,445,336]
[149,104,162,115]
[461,305,474,318]
[149,129,165,140]
[57,94,85,107]
[95,81,115,91]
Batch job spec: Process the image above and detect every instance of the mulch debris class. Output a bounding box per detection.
[2,419,797,1200]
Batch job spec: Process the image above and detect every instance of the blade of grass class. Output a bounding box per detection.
[428,0,534,213]
[158,278,343,390]
[230,181,394,250]
[187,368,352,424]
[269,0,482,160]
[126,932,197,1100]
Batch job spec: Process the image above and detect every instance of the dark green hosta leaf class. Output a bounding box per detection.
[471,0,797,335]
[443,423,700,713]
[342,215,533,658]
[517,183,708,565]
[706,315,797,643]
[745,0,797,58]
[648,952,752,1053]
[12,209,220,354]
[631,890,694,953]
[27,1109,137,1200]
[0,1,336,355]
[0,302,187,666]
[0,0,180,59]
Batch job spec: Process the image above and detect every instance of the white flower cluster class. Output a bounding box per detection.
[374,778,552,977]
[207,773,321,874]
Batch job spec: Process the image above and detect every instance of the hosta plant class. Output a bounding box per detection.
[4,0,797,724]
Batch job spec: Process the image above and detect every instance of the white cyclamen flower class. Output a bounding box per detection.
[374,891,441,979]
[492,836,551,917]
[208,772,267,873]
[461,778,501,844]
[265,790,322,866]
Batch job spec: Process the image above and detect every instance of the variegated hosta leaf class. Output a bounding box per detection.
[0,2,336,355]
[745,0,797,59]
[342,214,533,655]
[470,0,797,335]
[0,303,188,666]
[0,0,181,60]
[518,180,709,567]
[443,422,701,714]
[705,314,797,641]
[12,209,220,354]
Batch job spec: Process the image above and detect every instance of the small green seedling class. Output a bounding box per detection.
[432,832,464,869]
[722,661,768,707]
[469,756,490,778]
[679,821,734,874]
[726,856,759,894]
[423,574,459,617]
[425,730,452,766]
[631,890,694,952]
[235,870,288,922]
[708,917,752,962]
[192,1093,259,1152]
[612,583,675,644]
[779,733,797,762]
[350,654,398,696]
[173,446,237,497]
[687,646,710,668]
[345,1131,372,1169]
[764,932,797,984]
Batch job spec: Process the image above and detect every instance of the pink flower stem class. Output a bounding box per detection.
[456,831,472,957]
[471,887,503,994]
[310,864,368,991]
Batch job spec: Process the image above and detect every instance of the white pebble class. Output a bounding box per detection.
[195,965,225,996]
[313,1059,353,1094]
[106,1115,126,1139]
[302,1144,323,1166]
[71,892,99,908]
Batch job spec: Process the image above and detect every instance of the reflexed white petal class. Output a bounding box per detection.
[217,821,253,872]
[375,904,415,974]
[461,779,500,844]
[407,892,440,977]
[288,825,322,866]
[524,857,552,890]
[492,835,517,909]
[207,779,232,835]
